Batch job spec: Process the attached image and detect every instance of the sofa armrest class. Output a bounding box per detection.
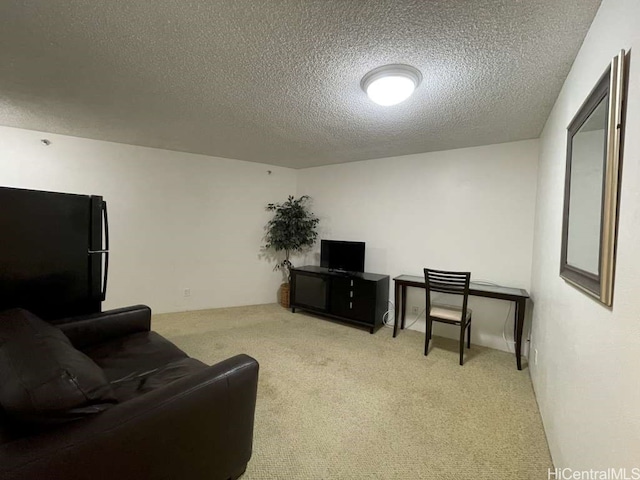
[55,305,151,349]
[0,354,259,480]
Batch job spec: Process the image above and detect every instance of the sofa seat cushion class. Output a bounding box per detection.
[109,357,208,402]
[82,331,207,402]
[0,309,116,425]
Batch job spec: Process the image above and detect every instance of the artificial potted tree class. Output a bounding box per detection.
[264,195,319,308]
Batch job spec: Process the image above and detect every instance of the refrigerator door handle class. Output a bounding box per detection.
[100,201,109,300]
[87,201,109,300]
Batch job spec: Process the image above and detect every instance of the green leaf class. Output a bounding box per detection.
[263,195,320,271]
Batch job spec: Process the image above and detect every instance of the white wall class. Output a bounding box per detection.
[530,0,640,470]
[0,126,297,313]
[297,139,539,353]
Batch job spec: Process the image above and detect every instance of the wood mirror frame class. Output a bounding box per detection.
[560,50,627,306]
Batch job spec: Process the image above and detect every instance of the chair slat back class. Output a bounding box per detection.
[424,269,470,296]
[423,269,471,319]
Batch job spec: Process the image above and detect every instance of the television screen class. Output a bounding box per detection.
[320,240,365,273]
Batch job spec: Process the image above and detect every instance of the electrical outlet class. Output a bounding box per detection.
[183,288,191,298]
[411,306,420,315]
[534,348,538,365]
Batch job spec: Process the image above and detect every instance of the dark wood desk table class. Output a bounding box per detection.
[393,275,530,370]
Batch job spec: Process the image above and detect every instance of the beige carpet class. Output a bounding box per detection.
[153,304,552,480]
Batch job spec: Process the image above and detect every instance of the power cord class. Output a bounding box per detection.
[501,303,515,352]
[472,279,516,352]
[382,300,424,330]
[382,301,395,328]
[382,306,393,327]
[404,308,424,330]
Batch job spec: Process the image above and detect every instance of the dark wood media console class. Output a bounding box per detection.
[290,266,389,333]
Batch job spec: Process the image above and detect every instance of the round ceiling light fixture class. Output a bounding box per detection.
[360,64,422,106]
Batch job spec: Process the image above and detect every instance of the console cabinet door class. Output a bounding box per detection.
[292,271,328,311]
[329,277,352,318]
[351,278,376,323]
[329,277,375,324]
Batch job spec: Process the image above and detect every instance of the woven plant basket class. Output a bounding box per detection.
[279,282,290,308]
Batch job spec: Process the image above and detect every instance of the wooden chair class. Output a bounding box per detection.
[423,268,472,365]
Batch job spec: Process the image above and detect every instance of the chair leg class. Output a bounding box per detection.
[459,323,465,366]
[467,320,471,349]
[424,318,432,356]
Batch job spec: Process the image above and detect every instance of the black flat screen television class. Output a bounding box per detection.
[320,240,365,273]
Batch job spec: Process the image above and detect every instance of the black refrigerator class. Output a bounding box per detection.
[0,186,109,320]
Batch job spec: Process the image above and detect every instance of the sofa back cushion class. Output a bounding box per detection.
[0,309,116,424]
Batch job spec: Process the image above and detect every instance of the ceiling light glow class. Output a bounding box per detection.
[361,64,422,106]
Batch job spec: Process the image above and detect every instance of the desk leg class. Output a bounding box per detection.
[393,281,401,338]
[401,285,407,330]
[515,298,526,370]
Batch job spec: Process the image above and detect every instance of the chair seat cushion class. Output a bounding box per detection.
[0,309,116,425]
[82,331,207,402]
[430,304,472,322]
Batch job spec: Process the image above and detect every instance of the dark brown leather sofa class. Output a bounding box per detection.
[0,305,259,480]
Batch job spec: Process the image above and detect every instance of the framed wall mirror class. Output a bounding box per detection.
[560,50,627,306]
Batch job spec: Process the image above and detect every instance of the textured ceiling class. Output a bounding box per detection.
[0,0,601,168]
